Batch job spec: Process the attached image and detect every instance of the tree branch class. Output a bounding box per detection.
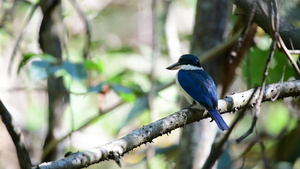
[202,87,258,169]
[8,2,39,74]
[0,100,31,169]
[68,0,91,59]
[233,0,300,50]
[34,80,300,169]
[42,82,174,157]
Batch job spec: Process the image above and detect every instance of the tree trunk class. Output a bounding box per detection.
[39,0,69,162]
[176,0,231,168]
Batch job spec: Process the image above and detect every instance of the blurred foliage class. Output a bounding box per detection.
[242,35,296,87]
[264,101,296,136]
[0,0,300,169]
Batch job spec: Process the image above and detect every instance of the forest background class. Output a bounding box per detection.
[0,0,300,169]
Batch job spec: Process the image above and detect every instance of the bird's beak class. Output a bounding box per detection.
[166,62,180,70]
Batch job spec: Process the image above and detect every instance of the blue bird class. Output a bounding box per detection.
[167,54,229,131]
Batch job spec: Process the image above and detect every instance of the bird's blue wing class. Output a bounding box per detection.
[178,69,229,130]
[177,69,218,109]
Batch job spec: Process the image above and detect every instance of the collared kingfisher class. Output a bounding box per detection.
[167,54,229,131]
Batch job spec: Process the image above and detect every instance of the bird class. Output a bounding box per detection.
[166,54,229,131]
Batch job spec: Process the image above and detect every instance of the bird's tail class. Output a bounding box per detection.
[208,108,229,131]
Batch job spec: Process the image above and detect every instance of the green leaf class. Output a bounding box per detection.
[85,59,104,73]
[106,46,135,54]
[112,84,136,102]
[129,84,145,96]
[18,53,36,74]
[243,48,296,87]
[30,60,62,80]
[18,53,56,74]
[118,92,136,102]
[63,61,87,81]
[108,70,129,83]
[112,84,132,94]
[107,70,145,96]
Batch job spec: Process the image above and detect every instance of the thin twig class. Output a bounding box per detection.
[236,40,276,142]
[287,50,300,55]
[249,1,279,167]
[278,36,300,77]
[42,100,124,160]
[68,0,91,59]
[230,0,256,60]
[146,0,160,166]
[255,129,271,168]
[271,64,285,101]
[8,3,39,74]
[0,100,32,169]
[236,0,279,143]
[201,29,242,63]
[256,0,268,18]
[222,140,257,169]
[202,88,258,169]
[234,0,300,50]
[236,114,257,142]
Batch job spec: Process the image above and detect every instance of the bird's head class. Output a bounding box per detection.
[166,54,202,70]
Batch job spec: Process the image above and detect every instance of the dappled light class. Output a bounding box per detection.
[0,0,300,169]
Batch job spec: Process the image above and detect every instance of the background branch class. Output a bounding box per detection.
[202,88,258,169]
[42,81,174,159]
[233,0,300,50]
[8,2,39,74]
[0,100,31,169]
[69,0,91,59]
[35,80,300,169]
